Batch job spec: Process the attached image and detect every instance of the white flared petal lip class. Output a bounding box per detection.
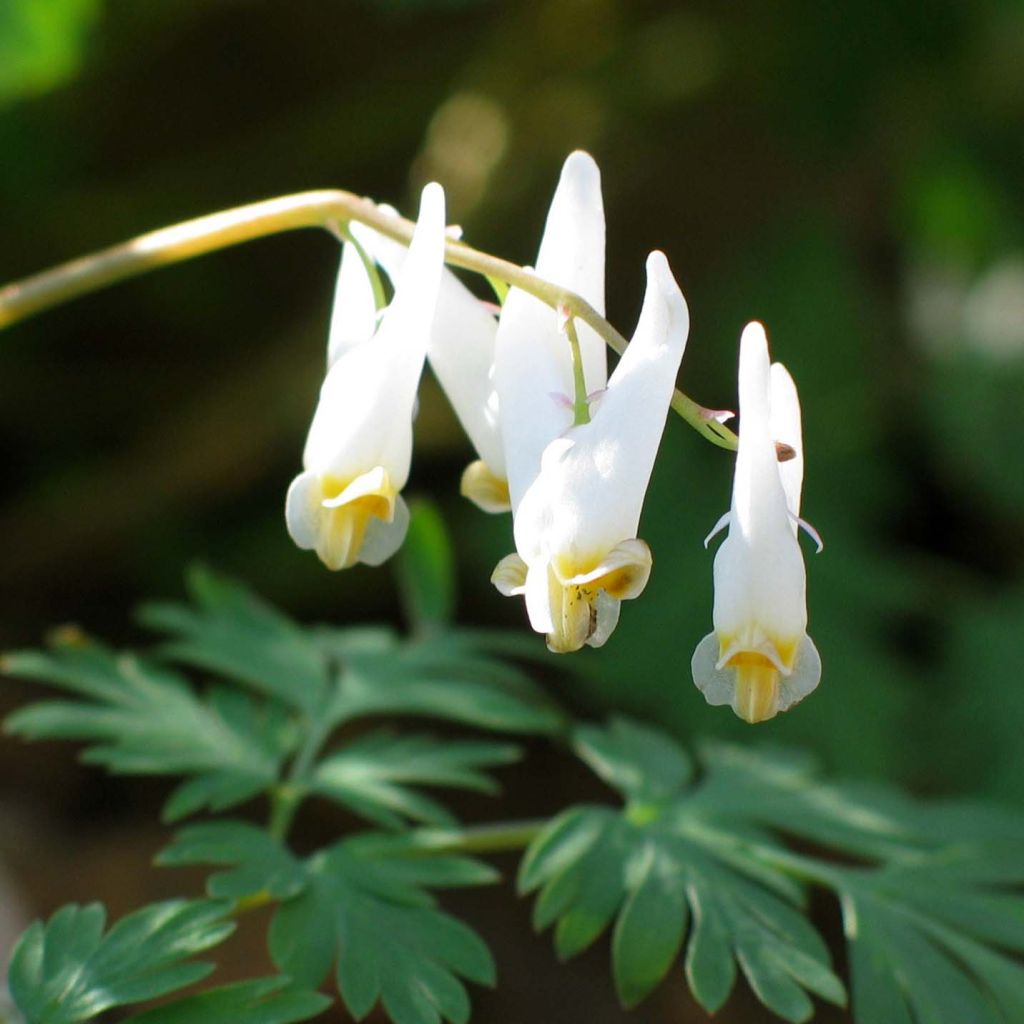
[359,495,410,566]
[491,552,528,597]
[320,465,392,511]
[691,632,821,714]
[284,470,321,550]
[556,537,653,592]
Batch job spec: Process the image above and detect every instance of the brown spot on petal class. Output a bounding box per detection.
[775,441,797,462]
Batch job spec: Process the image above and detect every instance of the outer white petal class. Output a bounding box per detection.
[359,221,505,482]
[360,494,411,566]
[301,183,445,487]
[712,323,806,648]
[769,361,803,524]
[495,150,606,512]
[326,241,378,368]
[513,252,687,566]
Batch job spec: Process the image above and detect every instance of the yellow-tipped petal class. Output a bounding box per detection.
[461,460,511,514]
[285,466,399,571]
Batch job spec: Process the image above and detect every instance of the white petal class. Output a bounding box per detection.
[300,184,445,487]
[359,494,410,566]
[769,361,804,522]
[523,562,556,636]
[495,151,606,512]
[491,552,528,596]
[512,252,687,565]
[284,470,322,551]
[326,241,378,368]
[691,631,737,707]
[776,635,821,711]
[586,591,621,648]
[359,221,505,478]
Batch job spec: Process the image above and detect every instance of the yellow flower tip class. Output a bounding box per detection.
[543,539,653,653]
[729,652,781,724]
[460,460,511,514]
[287,466,401,572]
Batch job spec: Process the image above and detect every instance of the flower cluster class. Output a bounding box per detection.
[285,153,821,722]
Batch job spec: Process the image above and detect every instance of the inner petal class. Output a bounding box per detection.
[316,470,397,570]
[726,652,780,724]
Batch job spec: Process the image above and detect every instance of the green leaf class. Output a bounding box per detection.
[395,501,456,632]
[138,565,330,714]
[843,869,1024,1024]
[333,634,563,735]
[520,718,846,1018]
[157,821,307,901]
[161,823,497,1024]
[8,900,233,1024]
[4,641,295,820]
[123,978,331,1024]
[547,717,1024,1022]
[311,730,519,829]
[611,843,688,1007]
[573,716,693,805]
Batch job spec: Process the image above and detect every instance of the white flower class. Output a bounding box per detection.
[285,183,445,570]
[493,252,689,652]
[494,150,607,516]
[691,322,821,723]
[352,215,508,513]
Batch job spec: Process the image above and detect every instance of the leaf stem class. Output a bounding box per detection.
[268,708,334,841]
[405,819,547,856]
[561,311,592,426]
[0,189,736,450]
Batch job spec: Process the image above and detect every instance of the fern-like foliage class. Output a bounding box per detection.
[6,899,328,1024]
[519,717,1024,1023]
[159,823,498,1024]
[4,565,560,829]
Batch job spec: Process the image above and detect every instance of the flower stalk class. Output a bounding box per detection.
[0,188,736,450]
[560,307,592,426]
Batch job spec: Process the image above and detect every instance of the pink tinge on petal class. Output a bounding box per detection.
[700,406,736,423]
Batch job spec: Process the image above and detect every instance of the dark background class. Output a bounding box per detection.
[1,1,1023,1021]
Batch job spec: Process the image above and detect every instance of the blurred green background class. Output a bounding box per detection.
[1,0,1023,1020]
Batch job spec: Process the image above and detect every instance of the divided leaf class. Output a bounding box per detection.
[7,900,233,1024]
[311,730,520,829]
[160,822,498,1024]
[138,565,330,714]
[331,632,563,736]
[123,977,331,1024]
[541,716,1024,1024]
[518,806,844,1020]
[3,641,295,821]
[843,863,1024,1024]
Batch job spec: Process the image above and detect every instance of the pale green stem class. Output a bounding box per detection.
[268,708,334,841]
[403,819,546,856]
[0,189,737,450]
[562,312,591,426]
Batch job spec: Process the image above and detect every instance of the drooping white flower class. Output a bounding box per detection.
[492,252,689,652]
[285,183,445,570]
[494,150,606,515]
[353,216,508,513]
[691,322,821,723]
